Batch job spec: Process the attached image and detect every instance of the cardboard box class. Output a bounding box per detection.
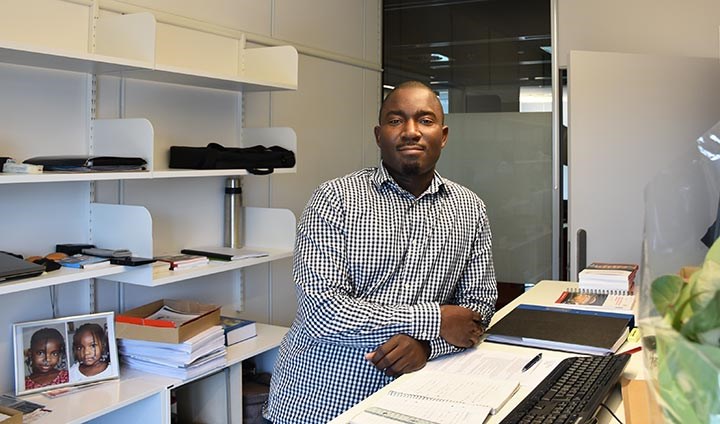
[116,299,220,344]
[0,406,22,424]
[621,378,665,424]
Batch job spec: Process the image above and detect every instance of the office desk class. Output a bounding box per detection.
[330,280,645,424]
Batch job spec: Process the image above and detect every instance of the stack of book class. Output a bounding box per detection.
[578,262,639,293]
[118,325,226,380]
[154,254,209,271]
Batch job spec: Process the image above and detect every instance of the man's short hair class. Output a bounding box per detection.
[379,81,445,124]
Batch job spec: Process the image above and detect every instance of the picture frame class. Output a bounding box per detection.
[13,311,119,396]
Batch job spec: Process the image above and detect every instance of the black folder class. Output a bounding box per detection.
[23,156,147,172]
[484,304,634,355]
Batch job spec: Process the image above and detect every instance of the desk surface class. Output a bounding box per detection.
[329,280,645,424]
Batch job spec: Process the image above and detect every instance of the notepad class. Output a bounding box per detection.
[389,371,519,414]
[353,370,520,424]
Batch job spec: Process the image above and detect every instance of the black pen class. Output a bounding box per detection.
[521,352,542,372]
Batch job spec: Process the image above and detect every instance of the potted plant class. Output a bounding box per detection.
[646,238,720,423]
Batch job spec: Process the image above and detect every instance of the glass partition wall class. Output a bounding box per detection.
[382,0,555,288]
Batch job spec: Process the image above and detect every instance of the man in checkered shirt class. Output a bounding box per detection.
[264,81,497,423]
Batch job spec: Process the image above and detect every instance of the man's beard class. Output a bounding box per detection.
[401,160,420,175]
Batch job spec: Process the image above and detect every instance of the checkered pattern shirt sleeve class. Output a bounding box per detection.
[265,165,497,424]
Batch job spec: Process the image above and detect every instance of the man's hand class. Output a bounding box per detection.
[440,305,484,348]
[365,334,430,377]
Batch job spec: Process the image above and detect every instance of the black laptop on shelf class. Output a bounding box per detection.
[0,253,45,282]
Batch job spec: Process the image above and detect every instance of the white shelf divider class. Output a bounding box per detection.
[93,118,154,170]
[244,207,297,250]
[94,12,156,64]
[242,46,298,90]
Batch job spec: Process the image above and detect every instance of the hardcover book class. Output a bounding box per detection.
[219,316,257,346]
[485,304,634,356]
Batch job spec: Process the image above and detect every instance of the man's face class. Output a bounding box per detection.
[374,86,448,178]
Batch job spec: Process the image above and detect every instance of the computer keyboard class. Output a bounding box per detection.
[500,354,631,424]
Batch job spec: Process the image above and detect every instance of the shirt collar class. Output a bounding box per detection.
[372,162,446,198]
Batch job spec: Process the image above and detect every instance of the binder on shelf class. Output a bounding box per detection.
[484,304,634,356]
[180,246,269,261]
[23,155,147,172]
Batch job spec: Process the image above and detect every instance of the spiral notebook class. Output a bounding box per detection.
[554,287,635,313]
[352,370,520,423]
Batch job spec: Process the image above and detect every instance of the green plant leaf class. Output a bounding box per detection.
[705,236,720,264]
[651,274,685,316]
[682,290,720,346]
[688,240,720,313]
[655,326,720,422]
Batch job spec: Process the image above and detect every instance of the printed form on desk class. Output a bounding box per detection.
[351,368,521,424]
[424,348,562,388]
[351,350,565,424]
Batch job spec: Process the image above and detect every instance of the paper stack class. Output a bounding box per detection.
[578,262,638,293]
[118,325,226,380]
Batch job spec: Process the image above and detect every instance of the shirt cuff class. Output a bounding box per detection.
[408,302,441,341]
[428,337,463,360]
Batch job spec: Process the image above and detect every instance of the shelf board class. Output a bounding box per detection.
[0,169,299,184]
[125,248,293,287]
[151,168,296,179]
[24,368,175,424]
[0,41,152,75]
[225,323,288,365]
[118,64,297,92]
[0,170,152,184]
[0,168,300,184]
[0,265,128,296]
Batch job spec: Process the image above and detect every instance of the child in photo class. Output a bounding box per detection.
[69,323,112,381]
[25,327,69,390]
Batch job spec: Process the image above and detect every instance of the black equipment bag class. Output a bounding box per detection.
[169,143,295,175]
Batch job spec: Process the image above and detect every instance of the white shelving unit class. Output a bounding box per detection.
[0,1,297,422]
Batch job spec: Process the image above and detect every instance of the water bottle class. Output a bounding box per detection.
[224,177,244,248]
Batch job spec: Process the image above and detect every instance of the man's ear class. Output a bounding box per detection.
[440,125,449,149]
[374,126,381,146]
